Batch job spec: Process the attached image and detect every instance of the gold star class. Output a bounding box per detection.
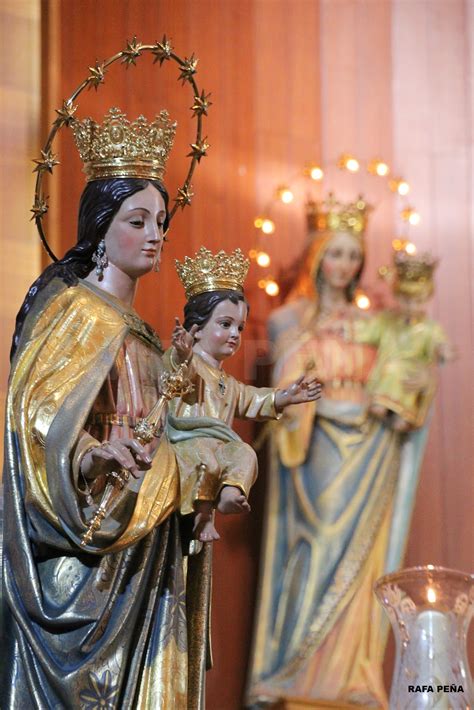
[32,150,60,174]
[30,195,49,220]
[54,99,77,127]
[178,55,198,84]
[152,35,172,65]
[122,37,143,67]
[191,90,212,117]
[87,62,106,90]
[187,138,210,163]
[175,184,194,209]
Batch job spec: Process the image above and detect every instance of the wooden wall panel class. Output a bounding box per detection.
[0,0,41,466]
[391,0,474,660]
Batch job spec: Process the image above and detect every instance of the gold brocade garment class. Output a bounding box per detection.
[247,305,430,708]
[165,350,279,514]
[1,278,208,709]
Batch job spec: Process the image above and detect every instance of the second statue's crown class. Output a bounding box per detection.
[306,193,370,238]
[393,250,438,295]
[71,107,177,182]
[175,246,250,299]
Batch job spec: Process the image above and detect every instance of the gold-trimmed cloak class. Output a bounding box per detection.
[1,278,209,709]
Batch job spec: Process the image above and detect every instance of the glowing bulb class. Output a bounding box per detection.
[405,241,417,255]
[338,153,360,172]
[309,165,324,181]
[254,217,263,229]
[277,186,294,204]
[368,159,389,177]
[261,218,275,234]
[356,293,370,310]
[427,587,437,604]
[256,251,271,267]
[401,207,420,225]
[265,280,280,296]
[249,249,258,259]
[389,178,410,195]
[392,239,403,251]
[258,279,267,289]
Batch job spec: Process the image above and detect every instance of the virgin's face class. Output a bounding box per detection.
[319,232,363,291]
[104,184,166,279]
[194,299,248,364]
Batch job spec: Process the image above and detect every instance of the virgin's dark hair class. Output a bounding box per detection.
[183,290,249,331]
[11,178,169,359]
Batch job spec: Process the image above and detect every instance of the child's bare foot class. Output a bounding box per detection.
[370,403,388,420]
[193,512,220,542]
[392,414,411,432]
[217,486,251,515]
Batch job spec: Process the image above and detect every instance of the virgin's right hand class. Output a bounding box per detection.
[80,438,153,481]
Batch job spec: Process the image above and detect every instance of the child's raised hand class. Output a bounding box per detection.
[436,341,457,364]
[172,318,198,363]
[275,375,323,411]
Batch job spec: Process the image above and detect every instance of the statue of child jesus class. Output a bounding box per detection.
[164,247,322,541]
[353,250,455,431]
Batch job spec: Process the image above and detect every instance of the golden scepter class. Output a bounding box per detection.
[80,363,193,547]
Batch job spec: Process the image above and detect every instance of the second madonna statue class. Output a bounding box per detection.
[247,196,433,708]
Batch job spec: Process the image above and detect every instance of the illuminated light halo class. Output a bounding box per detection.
[261,218,276,234]
[389,177,410,196]
[256,251,271,268]
[338,153,360,172]
[32,36,210,262]
[251,155,420,293]
[264,279,279,296]
[368,158,390,177]
[276,185,294,204]
[355,291,371,310]
[305,164,324,181]
[401,207,421,226]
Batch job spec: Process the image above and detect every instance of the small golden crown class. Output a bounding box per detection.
[175,246,250,299]
[394,250,438,285]
[306,193,371,237]
[70,107,177,181]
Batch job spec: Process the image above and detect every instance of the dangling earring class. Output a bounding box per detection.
[92,239,108,280]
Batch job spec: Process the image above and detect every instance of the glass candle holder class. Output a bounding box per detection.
[375,566,474,709]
